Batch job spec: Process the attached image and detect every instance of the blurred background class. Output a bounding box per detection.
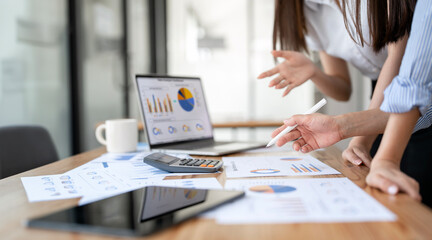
[0,0,371,159]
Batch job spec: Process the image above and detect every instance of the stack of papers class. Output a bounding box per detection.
[21,151,222,205]
[20,151,396,223]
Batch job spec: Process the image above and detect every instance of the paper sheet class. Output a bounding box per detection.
[67,152,212,180]
[245,142,294,153]
[223,155,340,178]
[21,151,222,204]
[21,168,143,203]
[21,174,86,202]
[206,178,396,223]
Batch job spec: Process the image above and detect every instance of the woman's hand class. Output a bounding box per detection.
[342,136,375,167]
[271,113,343,152]
[366,159,421,201]
[258,50,318,97]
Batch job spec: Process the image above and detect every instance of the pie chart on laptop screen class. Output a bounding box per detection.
[178,88,195,112]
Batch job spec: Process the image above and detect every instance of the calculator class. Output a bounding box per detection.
[143,152,223,173]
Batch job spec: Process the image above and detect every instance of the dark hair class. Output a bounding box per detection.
[337,0,417,52]
[273,0,307,52]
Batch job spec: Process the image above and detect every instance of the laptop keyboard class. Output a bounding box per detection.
[164,140,231,150]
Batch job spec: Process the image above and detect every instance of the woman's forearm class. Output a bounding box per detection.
[336,109,390,139]
[369,36,408,109]
[312,52,352,101]
[373,108,420,164]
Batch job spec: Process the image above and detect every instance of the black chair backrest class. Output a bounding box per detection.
[0,125,58,179]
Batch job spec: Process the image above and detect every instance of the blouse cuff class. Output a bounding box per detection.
[380,75,432,116]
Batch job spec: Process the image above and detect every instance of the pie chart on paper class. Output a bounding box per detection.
[177,88,195,112]
[249,185,296,194]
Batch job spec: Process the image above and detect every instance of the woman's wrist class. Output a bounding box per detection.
[309,62,321,82]
[334,109,388,139]
[370,155,399,170]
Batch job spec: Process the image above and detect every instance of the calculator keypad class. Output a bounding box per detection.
[177,158,220,168]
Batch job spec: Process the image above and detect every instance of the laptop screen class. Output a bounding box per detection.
[136,76,213,145]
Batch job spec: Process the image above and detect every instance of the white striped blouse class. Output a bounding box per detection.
[380,0,432,133]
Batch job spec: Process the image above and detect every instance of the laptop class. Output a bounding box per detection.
[135,75,266,156]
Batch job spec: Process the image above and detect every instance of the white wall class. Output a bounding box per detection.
[167,0,314,123]
[166,0,370,149]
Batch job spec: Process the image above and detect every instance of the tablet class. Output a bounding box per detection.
[26,186,244,237]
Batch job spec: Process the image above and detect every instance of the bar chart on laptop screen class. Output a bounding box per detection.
[142,89,175,117]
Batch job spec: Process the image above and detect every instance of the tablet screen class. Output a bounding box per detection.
[26,186,244,237]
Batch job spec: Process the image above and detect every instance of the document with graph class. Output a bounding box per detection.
[223,155,340,178]
[210,178,396,223]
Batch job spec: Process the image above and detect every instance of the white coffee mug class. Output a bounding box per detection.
[95,119,138,153]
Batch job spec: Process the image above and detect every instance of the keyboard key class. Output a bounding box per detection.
[187,162,195,166]
[194,160,205,166]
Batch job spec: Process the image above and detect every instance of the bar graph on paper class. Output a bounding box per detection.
[223,155,341,178]
[290,163,322,173]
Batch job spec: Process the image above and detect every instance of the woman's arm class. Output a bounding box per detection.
[314,51,351,101]
[272,108,389,151]
[343,36,408,167]
[367,109,421,200]
[367,0,432,200]
[369,36,408,108]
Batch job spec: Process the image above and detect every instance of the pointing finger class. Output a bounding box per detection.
[271,124,288,138]
[276,130,301,147]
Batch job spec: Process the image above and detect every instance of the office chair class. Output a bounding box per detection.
[0,125,59,179]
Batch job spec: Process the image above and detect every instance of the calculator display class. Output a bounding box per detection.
[155,154,178,164]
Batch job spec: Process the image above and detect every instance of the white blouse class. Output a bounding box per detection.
[304,0,387,79]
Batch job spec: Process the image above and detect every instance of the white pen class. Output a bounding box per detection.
[266,98,327,147]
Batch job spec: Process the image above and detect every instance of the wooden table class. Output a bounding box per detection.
[1,147,432,240]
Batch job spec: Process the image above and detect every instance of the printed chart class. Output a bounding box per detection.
[21,174,84,202]
[250,169,281,174]
[223,155,340,178]
[249,185,296,194]
[206,178,396,224]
